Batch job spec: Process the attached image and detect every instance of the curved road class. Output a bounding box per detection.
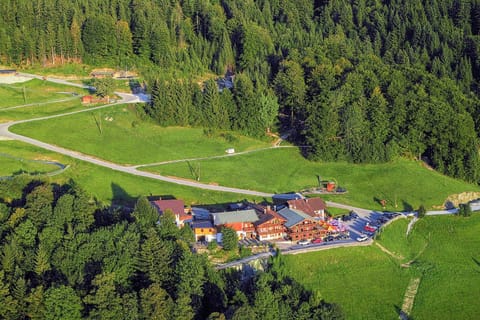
[0,74,375,210]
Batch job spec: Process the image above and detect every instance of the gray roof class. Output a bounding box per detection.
[191,220,214,229]
[212,209,259,225]
[277,207,313,228]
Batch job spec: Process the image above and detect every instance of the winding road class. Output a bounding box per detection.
[0,73,375,211]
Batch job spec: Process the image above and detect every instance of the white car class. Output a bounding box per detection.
[298,239,310,246]
[356,234,369,242]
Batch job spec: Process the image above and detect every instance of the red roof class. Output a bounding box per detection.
[151,199,189,220]
[251,204,286,226]
[287,198,326,217]
[81,95,93,103]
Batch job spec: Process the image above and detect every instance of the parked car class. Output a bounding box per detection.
[364,224,377,233]
[311,238,323,244]
[298,239,310,246]
[356,234,369,242]
[349,211,359,219]
[325,235,335,242]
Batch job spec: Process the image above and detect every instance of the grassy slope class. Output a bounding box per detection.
[10,105,271,165]
[143,148,479,209]
[376,218,428,263]
[0,140,262,205]
[0,79,89,109]
[409,216,480,319]
[0,155,58,176]
[0,99,88,122]
[23,63,92,77]
[282,246,411,319]
[283,215,480,320]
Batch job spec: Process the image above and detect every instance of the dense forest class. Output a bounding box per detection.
[0,177,343,319]
[1,0,480,183]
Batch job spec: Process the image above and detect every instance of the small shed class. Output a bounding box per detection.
[81,95,93,104]
[0,69,16,76]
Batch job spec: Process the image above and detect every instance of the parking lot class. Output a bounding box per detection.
[271,210,408,251]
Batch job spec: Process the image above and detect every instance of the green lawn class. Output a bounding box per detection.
[0,99,89,122]
[408,215,480,319]
[23,63,92,77]
[10,105,272,165]
[142,148,479,209]
[0,140,263,206]
[0,154,59,177]
[282,246,412,319]
[0,79,89,110]
[283,215,480,320]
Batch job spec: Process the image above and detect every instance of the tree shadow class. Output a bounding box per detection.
[111,182,135,206]
[128,79,141,93]
[473,257,480,270]
[402,200,413,212]
[394,304,414,319]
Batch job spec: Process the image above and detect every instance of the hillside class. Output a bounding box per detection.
[282,215,480,319]
[1,0,480,185]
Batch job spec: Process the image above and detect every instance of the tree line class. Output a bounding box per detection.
[1,0,480,182]
[0,176,343,319]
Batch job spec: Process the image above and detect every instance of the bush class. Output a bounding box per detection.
[207,240,218,251]
[222,132,238,143]
[221,227,238,251]
[418,204,426,218]
[458,203,472,217]
[203,128,215,138]
[239,245,252,258]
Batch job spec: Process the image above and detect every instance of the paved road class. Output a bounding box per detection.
[0,74,379,203]
[215,239,373,270]
[0,88,273,197]
[17,72,93,89]
[0,95,79,112]
[134,145,296,169]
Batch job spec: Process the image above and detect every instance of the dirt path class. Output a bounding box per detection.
[0,95,78,112]
[375,242,404,260]
[399,277,421,319]
[406,217,418,236]
[401,243,428,268]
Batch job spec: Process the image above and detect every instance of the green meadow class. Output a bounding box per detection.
[283,214,480,320]
[0,140,262,206]
[0,154,59,177]
[283,246,411,319]
[10,105,271,165]
[0,98,88,122]
[142,147,479,209]
[23,63,92,77]
[0,79,89,110]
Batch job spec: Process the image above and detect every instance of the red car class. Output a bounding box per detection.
[311,238,323,244]
[364,224,377,233]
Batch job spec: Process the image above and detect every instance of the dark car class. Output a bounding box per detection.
[349,211,359,219]
[325,235,335,242]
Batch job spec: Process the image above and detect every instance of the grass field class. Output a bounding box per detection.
[283,214,480,319]
[0,154,60,177]
[23,63,92,77]
[408,215,480,319]
[10,105,272,165]
[0,140,263,206]
[142,148,479,209]
[376,218,428,264]
[0,98,89,122]
[282,246,412,319]
[0,79,89,109]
